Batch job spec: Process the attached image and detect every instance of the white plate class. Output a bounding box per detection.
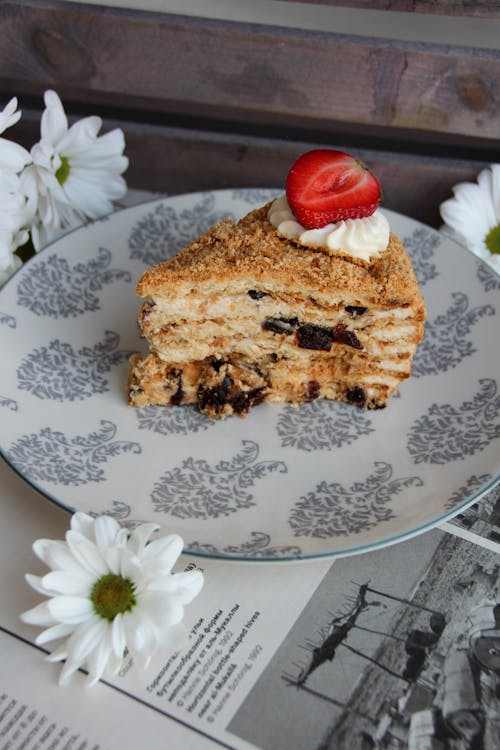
[1,189,499,561]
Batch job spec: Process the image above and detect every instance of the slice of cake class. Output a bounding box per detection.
[128,150,426,418]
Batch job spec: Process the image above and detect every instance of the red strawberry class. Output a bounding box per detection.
[285,149,381,229]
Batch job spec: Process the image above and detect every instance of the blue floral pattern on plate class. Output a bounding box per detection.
[151,440,287,519]
[129,193,233,267]
[6,420,141,485]
[477,259,500,293]
[0,395,17,411]
[276,400,374,451]
[402,227,440,286]
[0,313,17,410]
[445,474,493,511]
[0,191,498,561]
[0,311,16,328]
[135,404,215,435]
[18,331,134,401]
[17,247,131,317]
[411,292,495,376]
[407,378,500,464]
[231,188,281,205]
[187,532,302,559]
[288,462,423,538]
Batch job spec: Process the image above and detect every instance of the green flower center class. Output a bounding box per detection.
[485,223,500,255]
[55,155,71,186]
[91,574,136,621]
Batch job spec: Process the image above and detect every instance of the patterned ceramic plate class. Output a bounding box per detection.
[0,190,499,561]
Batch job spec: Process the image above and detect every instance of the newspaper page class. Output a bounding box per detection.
[1,456,499,750]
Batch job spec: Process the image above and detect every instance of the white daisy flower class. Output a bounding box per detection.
[21,513,204,686]
[440,164,500,274]
[29,90,128,250]
[0,97,33,278]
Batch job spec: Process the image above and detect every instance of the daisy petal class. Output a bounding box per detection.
[123,608,157,654]
[66,531,108,577]
[110,613,126,659]
[47,595,94,623]
[33,539,84,575]
[86,634,114,686]
[25,573,53,596]
[41,90,68,145]
[71,128,126,164]
[66,617,108,665]
[105,650,125,677]
[0,139,31,171]
[0,97,21,134]
[150,570,205,604]
[35,622,75,646]
[46,643,69,663]
[139,591,184,627]
[102,545,122,575]
[58,656,83,686]
[20,600,57,627]
[483,164,500,219]
[94,515,122,552]
[118,550,142,582]
[59,116,103,155]
[62,175,114,219]
[441,179,496,246]
[142,534,183,570]
[128,523,160,556]
[71,512,98,541]
[42,570,93,596]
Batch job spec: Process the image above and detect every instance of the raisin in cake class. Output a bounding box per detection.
[128,198,426,419]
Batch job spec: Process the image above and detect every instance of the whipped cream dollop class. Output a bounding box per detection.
[268,195,390,262]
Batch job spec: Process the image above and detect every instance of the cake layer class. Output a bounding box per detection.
[128,350,405,418]
[139,301,423,364]
[137,206,424,311]
[139,286,418,325]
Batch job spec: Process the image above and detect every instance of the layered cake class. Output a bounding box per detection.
[128,150,426,418]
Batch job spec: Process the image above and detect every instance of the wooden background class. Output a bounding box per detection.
[1,0,499,226]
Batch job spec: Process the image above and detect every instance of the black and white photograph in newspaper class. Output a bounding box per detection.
[228,527,500,750]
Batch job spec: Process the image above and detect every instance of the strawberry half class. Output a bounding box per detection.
[285,149,381,229]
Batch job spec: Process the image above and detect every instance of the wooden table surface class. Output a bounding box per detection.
[1,0,499,226]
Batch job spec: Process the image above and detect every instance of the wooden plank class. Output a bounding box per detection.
[0,2,499,147]
[14,109,489,228]
[277,0,500,18]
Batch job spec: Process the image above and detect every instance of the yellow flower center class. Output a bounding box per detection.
[55,155,71,186]
[91,574,136,621]
[485,224,500,255]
